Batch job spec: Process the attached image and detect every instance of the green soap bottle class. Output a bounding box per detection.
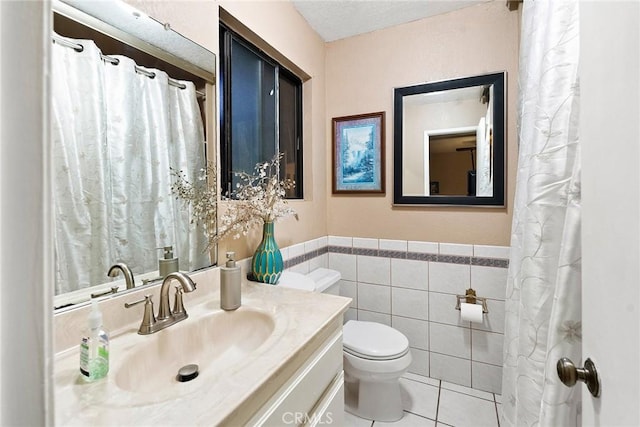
[79,299,109,381]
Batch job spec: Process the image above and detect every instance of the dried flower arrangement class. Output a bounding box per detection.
[171,153,298,250]
[170,164,218,250]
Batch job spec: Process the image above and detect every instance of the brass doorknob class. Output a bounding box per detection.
[557,357,600,397]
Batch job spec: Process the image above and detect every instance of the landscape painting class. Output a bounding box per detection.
[332,112,385,194]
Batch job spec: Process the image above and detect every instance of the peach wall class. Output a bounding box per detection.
[126,0,518,255]
[218,1,328,260]
[129,0,328,261]
[326,1,519,245]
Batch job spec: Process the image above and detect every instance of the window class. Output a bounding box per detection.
[220,24,303,199]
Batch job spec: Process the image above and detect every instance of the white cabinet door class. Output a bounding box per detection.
[580,1,640,425]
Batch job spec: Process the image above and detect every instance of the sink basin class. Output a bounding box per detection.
[113,307,275,404]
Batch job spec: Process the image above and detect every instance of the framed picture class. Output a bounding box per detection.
[332,111,385,194]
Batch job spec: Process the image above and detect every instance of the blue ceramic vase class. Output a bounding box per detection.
[251,222,283,284]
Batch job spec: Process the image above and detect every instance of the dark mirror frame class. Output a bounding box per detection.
[393,72,506,206]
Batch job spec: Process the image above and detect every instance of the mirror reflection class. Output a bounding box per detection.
[393,72,505,206]
[52,0,216,308]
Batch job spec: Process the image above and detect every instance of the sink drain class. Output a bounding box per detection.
[176,364,199,382]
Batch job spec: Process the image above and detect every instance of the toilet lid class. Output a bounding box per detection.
[343,320,409,360]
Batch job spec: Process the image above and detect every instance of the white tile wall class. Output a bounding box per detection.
[344,308,358,323]
[429,262,470,294]
[304,238,319,252]
[309,253,328,271]
[288,242,306,258]
[340,280,357,308]
[316,236,329,248]
[471,330,504,366]
[353,237,378,249]
[289,237,508,395]
[392,316,429,350]
[392,288,429,320]
[357,255,391,285]
[408,348,430,376]
[358,309,391,326]
[408,240,439,253]
[328,253,357,281]
[391,259,428,290]
[288,260,310,274]
[472,299,505,334]
[280,246,290,261]
[430,353,471,387]
[439,243,473,256]
[380,239,408,251]
[472,361,503,394]
[428,292,467,327]
[473,244,510,259]
[328,235,353,246]
[430,323,471,359]
[471,265,509,300]
[358,282,391,313]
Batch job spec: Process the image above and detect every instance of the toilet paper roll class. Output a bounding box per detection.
[460,302,484,323]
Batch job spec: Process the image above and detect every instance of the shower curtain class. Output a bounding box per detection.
[501,1,581,426]
[52,36,208,295]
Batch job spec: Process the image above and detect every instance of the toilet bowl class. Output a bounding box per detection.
[278,268,411,422]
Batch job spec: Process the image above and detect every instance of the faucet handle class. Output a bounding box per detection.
[91,285,119,299]
[125,295,157,335]
[172,286,187,319]
[124,295,149,308]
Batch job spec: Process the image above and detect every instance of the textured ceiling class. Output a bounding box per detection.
[291,0,489,42]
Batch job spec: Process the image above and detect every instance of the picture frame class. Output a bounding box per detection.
[332,111,386,194]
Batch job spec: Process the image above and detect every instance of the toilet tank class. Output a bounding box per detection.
[277,268,341,295]
[307,268,341,295]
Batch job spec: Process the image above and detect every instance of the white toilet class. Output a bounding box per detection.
[278,268,411,422]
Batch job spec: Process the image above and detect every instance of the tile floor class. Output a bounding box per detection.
[344,373,502,427]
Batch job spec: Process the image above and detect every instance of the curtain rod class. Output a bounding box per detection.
[52,34,206,99]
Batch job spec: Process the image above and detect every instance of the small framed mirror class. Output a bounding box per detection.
[393,72,506,206]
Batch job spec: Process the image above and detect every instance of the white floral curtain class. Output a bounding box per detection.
[501,1,582,426]
[52,36,208,295]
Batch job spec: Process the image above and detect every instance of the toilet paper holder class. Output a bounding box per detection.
[455,288,489,313]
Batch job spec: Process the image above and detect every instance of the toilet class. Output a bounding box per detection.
[278,268,411,422]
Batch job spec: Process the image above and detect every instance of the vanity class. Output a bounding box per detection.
[54,268,350,426]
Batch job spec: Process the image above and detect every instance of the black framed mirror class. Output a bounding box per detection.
[393,72,505,206]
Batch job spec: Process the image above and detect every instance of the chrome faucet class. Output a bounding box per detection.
[124,272,196,335]
[158,272,196,320]
[108,263,136,290]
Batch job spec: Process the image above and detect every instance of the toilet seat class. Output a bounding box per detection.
[343,320,409,361]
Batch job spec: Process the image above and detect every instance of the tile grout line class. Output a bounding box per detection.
[439,384,495,403]
[435,379,442,424]
[402,410,437,423]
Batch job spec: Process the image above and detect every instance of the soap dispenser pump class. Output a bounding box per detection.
[158,246,179,278]
[220,252,241,311]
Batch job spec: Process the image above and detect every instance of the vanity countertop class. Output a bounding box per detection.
[54,276,350,426]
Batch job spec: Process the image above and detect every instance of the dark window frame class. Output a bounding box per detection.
[219,23,303,199]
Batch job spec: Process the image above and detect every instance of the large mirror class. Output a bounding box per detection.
[393,72,505,206]
[52,0,216,309]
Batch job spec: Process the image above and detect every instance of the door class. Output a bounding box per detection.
[580,1,639,425]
